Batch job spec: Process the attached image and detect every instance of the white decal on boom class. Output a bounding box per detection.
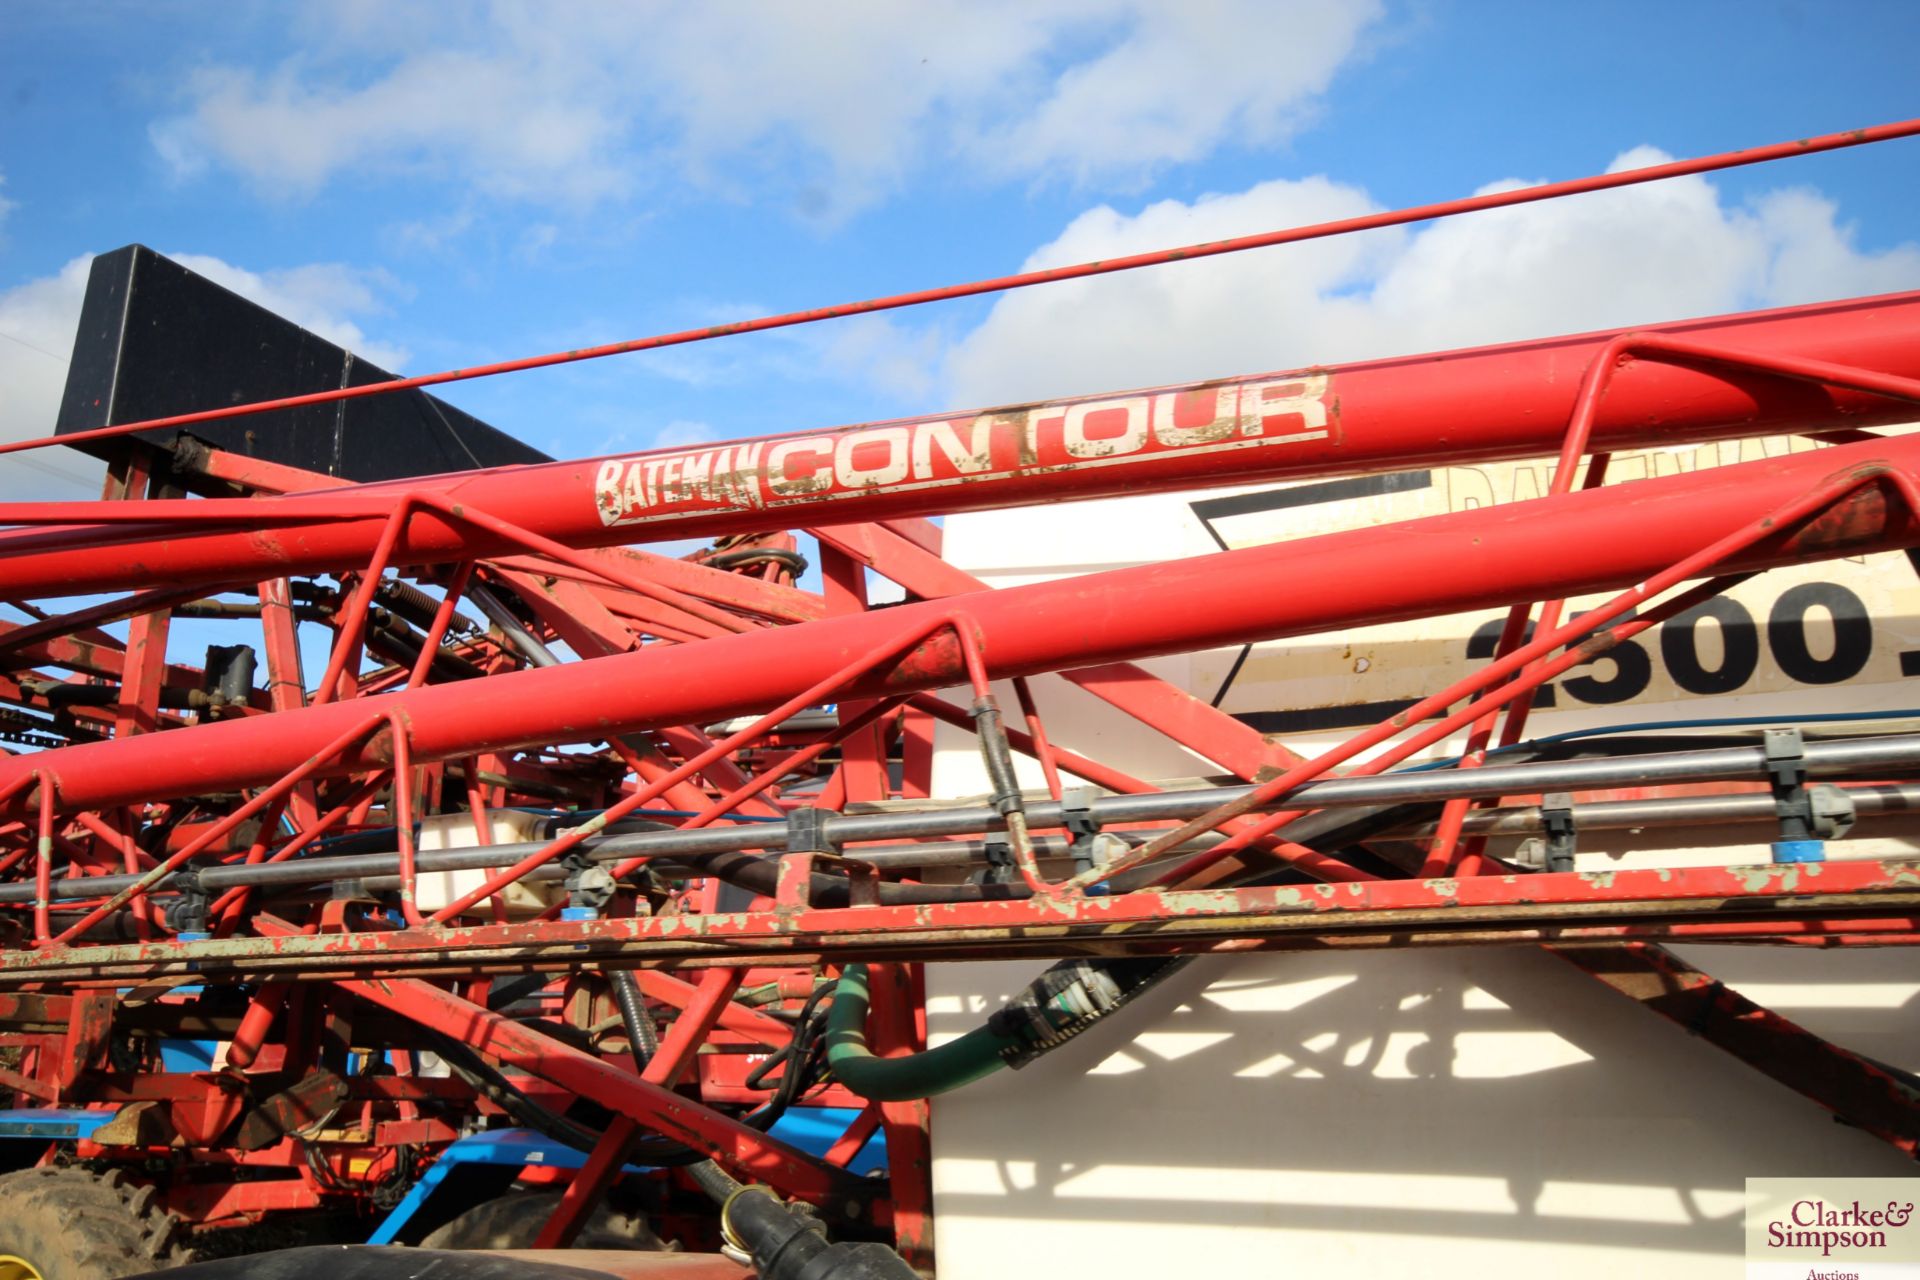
[593,373,1331,526]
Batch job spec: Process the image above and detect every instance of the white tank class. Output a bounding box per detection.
[925,439,1920,1278]
[412,808,562,919]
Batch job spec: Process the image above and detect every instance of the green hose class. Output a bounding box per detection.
[825,963,1017,1101]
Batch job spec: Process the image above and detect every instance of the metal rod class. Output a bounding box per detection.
[11,857,1920,986]
[10,116,1915,464]
[468,582,556,668]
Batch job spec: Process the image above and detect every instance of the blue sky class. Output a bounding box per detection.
[3,1,1919,503]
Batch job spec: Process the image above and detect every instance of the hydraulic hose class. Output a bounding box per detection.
[609,969,660,1069]
[720,1182,918,1280]
[824,964,1018,1102]
[699,547,810,575]
[819,797,1437,1102]
[645,979,916,1278]
[665,847,1021,907]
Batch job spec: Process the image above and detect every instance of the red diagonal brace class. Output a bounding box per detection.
[813,520,1298,778]
[533,969,749,1249]
[325,964,859,1204]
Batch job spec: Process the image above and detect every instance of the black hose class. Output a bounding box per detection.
[631,975,913,1278]
[419,1029,601,1153]
[744,980,835,1126]
[663,848,1024,907]
[722,1183,919,1279]
[682,1141,919,1280]
[700,548,809,575]
[419,1026,705,1166]
[375,576,479,636]
[419,972,834,1175]
[427,995,915,1272]
[487,972,550,1012]
[609,970,659,1071]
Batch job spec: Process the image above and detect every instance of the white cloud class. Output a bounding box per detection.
[386,205,478,256]
[0,172,15,231]
[657,419,719,448]
[152,51,634,207]
[0,251,409,500]
[1751,186,1920,304]
[971,2,1378,185]
[148,2,1385,220]
[944,149,1920,408]
[0,258,99,500]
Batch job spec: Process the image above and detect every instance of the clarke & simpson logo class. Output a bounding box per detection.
[1747,1178,1920,1278]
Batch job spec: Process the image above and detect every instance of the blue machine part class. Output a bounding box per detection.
[758,1107,887,1176]
[140,979,218,1074]
[0,1108,115,1141]
[1772,837,1828,863]
[159,1039,219,1072]
[368,1109,885,1245]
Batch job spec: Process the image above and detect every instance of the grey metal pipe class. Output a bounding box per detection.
[349,831,1228,893]
[1406,782,1920,839]
[12,734,1918,905]
[347,784,1920,892]
[467,582,559,669]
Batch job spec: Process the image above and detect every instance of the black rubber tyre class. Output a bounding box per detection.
[0,1165,193,1278]
[418,1189,669,1252]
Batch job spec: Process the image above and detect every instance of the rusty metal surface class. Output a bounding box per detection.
[0,862,1909,986]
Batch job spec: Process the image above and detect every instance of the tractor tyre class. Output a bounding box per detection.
[0,1165,193,1278]
[419,1189,669,1252]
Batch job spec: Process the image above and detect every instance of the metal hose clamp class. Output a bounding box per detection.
[720,1181,782,1258]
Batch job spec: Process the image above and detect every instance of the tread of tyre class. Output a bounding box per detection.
[0,1165,193,1278]
[419,1189,668,1252]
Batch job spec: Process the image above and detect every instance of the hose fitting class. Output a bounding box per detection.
[971,695,1023,817]
[721,1182,917,1280]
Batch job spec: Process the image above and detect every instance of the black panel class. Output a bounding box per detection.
[1235,700,1421,734]
[1188,470,1432,524]
[55,245,550,483]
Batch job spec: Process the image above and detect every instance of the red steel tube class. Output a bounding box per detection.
[644,969,748,1090]
[31,775,54,945]
[426,613,984,922]
[12,116,1915,465]
[531,967,749,1249]
[325,967,857,1202]
[599,697,904,887]
[7,292,1920,600]
[1432,330,1920,872]
[226,977,298,1070]
[5,434,1919,819]
[47,713,387,945]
